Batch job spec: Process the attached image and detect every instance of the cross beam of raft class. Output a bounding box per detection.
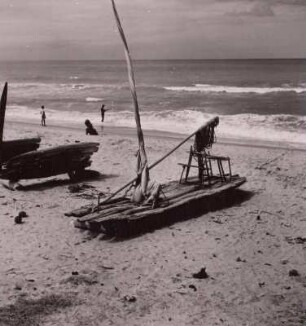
[100,116,219,204]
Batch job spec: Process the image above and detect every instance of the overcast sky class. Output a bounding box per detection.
[0,0,305,60]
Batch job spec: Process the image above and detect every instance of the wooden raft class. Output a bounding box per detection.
[0,142,99,181]
[66,175,246,237]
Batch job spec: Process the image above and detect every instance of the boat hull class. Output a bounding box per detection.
[0,142,99,181]
[1,138,41,162]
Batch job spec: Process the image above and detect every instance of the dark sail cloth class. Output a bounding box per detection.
[194,117,219,152]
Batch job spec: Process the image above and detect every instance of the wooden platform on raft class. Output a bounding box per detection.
[66,175,246,238]
[1,137,41,162]
[0,142,99,181]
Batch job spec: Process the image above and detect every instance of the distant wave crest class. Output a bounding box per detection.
[86,97,103,102]
[165,84,306,94]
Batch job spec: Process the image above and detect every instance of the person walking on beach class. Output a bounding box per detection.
[100,104,110,122]
[40,106,46,126]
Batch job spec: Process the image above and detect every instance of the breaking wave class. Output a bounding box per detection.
[165,84,306,94]
[86,97,104,102]
[5,105,306,148]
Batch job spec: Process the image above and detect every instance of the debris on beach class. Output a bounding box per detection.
[14,215,22,224]
[14,211,28,224]
[192,267,209,279]
[68,183,96,194]
[285,236,306,245]
[61,271,98,286]
[289,269,300,277]
[18,211,28,218]
[122,294,137,303]
[189,284,197,291]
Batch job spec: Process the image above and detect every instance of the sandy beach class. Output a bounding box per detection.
[0,120,305,326]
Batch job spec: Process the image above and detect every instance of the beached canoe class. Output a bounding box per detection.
[0,142,99,182]
[66,175,246,238]
[1,137,41,162]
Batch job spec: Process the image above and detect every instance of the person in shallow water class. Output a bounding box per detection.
[85,119,98,135]
[40,106,46,126]
[100,104,110,122]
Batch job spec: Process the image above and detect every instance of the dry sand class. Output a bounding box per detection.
[0,121,305,326]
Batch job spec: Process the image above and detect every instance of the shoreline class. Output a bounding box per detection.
[5,118,306,152]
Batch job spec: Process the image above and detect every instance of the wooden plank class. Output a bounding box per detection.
[78,203,135,222]
[65,196,130,217]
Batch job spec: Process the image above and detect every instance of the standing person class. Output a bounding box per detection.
[100,104,110,122]
[40,106,46,126]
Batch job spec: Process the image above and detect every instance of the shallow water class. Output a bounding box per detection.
[1,59,305,145]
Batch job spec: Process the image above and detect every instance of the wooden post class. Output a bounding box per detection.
[0,82,8,169]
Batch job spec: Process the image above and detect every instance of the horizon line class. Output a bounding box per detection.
[0,58,305,63]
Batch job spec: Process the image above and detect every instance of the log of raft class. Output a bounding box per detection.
[1,138,41,162]
[65,196,131,218]
[0,142,99,181]
[68,175,246,238]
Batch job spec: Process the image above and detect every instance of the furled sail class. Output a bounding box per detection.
[111,0,149,203]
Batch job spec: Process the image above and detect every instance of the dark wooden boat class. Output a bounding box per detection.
[1,138,41,162]
[0,142,99,182]
[66,175,246,237]
[1,84,100,186]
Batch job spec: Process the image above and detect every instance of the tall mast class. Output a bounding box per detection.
[111,0,148,175]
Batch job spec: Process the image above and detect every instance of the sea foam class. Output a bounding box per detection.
[5,105,306,148]
[165,84,306,94]
[86,97,104,102]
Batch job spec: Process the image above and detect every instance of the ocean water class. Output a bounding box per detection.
[0,59,305,147]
